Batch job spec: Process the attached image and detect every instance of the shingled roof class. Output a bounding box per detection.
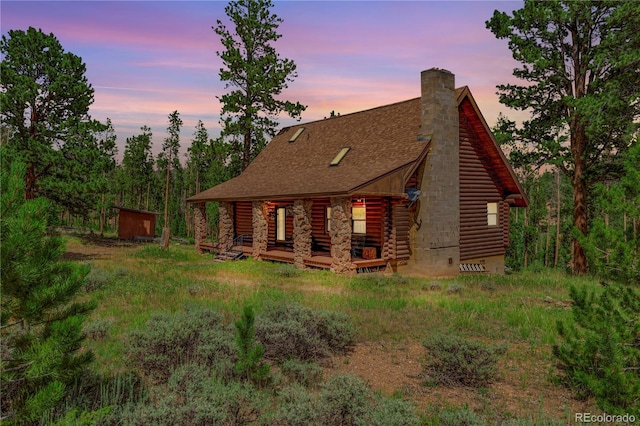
[187,87,526,205]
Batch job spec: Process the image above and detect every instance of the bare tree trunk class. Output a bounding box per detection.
[554,169,561,268]
[570,123,589,275]
[545,207,551,266]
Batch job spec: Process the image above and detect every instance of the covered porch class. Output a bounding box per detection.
[192,195,410,274]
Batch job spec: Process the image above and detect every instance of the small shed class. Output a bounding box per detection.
[115,207,160,240]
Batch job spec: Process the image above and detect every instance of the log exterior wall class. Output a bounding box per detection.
[459,98,507,262]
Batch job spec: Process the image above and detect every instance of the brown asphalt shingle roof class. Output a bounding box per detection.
[187,86,527,204]
[187,97,431,202]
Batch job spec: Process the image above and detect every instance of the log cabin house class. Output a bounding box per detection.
[187,68,528,276]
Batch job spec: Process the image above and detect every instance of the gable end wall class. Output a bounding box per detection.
[459,104,507,264]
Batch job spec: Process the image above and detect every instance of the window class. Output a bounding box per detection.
[487,202,498,226]
[330,147,351,166]
[276,207,286,241]
[289,127,304,142]
[352,205,366,234]
[326,206,332,233]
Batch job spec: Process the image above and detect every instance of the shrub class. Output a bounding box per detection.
[423,334,506,387]
[369,397,421,426]
[271,383,318,426]
[126,307,234,382]
[280,359,323,387]
[438,404,486,426]
[318,374,372,426]
[553,284,640,414]
[83,317,113,340]
[445,283,465,294]
[83,267,114,292]
[256,301,354,362]
[120,376,267,426]
[274,264,302,278]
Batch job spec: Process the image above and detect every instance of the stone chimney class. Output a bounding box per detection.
[412,68,460,276]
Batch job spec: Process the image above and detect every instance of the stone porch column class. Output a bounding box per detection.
[329,197,355,274]
[194,202,208,254]
[252,201,269,259]
[219,201,234,251]
[293,199,313,269]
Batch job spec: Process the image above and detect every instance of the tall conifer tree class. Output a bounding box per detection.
[486,1,640,274]
[214,0,306,175]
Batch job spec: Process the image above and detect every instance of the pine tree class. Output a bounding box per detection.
[0,27,95,200]
[486,1,640,275]
[214,0,306,175]
[0,159,95,423]
[234,305,270,385]
[554,284,640,414]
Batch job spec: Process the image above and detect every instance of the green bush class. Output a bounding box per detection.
[438,404,486,426]
[318,374,372,426]
[120,374,267,426]
[126,307,234,382]
[368,397,421,426]
[423,334,506,387]
[271,383,318,426]
[553,284,640,414]
[256,301,354,362]
[280,359,324,387]
[83,317,113,340]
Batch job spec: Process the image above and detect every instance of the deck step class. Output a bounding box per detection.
[215,250,245,261]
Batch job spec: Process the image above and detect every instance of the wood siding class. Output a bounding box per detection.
[234,201,253,245]
[459,103,507,260]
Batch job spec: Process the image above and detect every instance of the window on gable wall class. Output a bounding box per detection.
[487,202,498,226]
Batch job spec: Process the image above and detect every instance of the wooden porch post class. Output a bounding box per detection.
[329,197,355,274]
[194,202,208,254]
[252,201,269,260]
[219,202,234,252]
[293,199,313,269]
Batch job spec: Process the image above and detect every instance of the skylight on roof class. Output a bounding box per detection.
[289,127,305,142]
[330,147,350,166]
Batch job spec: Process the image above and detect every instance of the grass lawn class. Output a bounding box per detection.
[68,236,602,424]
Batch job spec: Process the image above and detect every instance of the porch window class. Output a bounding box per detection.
[352,205,366,234]
[487,202,498,226]
[277,207,286,241]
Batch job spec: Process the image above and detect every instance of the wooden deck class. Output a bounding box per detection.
[245,248,387,271]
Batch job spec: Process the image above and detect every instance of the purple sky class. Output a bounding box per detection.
[2,1,527,161]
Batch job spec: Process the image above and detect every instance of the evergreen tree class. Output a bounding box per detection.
[158,111,182,247]
[582,141,640,283]
[121,126,154,210]
[234,305,270,385]
[554,284,640,414]
[486,1,640,275]
[0,159,95,423]
[214,0,306,175]
[0,27,95,200]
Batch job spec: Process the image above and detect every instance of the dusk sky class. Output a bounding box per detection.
[2,1,528,160]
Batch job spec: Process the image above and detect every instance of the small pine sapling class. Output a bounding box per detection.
[234,305,270,385]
